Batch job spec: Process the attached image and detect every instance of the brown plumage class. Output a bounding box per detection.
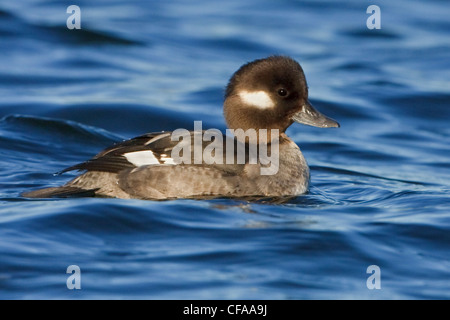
[22,56,339,200]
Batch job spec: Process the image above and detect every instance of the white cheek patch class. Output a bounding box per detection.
[239,90,275,109]
[124,150,159,167]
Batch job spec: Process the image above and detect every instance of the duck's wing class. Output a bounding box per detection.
[25,131,267,199]
[58,132,177,174]
[59,131,249,175]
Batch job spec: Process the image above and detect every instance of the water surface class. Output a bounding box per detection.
[0,0,449,299]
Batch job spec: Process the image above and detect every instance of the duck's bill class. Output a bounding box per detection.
[292,100,340,128]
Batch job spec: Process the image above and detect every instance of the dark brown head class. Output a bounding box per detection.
[224,56,339,134]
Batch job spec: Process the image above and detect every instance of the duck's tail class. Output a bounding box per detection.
[21,186,98,198]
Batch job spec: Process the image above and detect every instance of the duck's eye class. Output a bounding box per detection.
[277,88,288,97]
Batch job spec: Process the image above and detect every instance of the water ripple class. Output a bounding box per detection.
[0,0,449,299]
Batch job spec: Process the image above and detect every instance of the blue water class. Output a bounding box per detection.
[1,0,449,299]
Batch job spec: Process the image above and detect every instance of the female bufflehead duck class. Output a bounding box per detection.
[23,56,339,200]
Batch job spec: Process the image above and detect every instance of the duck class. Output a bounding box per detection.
[22,56,339,200]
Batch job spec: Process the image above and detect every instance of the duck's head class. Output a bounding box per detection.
[224,56,339,134]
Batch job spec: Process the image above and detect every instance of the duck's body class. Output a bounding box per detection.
[23,56,339,200]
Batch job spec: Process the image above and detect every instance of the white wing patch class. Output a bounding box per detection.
[160,154,176,165]
[238,90,275,109]
[124,150,159,167]
[124,151,177,167]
